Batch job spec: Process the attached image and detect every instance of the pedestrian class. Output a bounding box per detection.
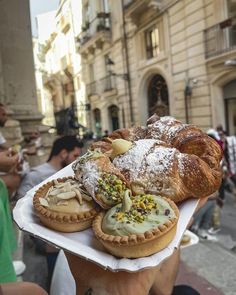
[190,192,217,239]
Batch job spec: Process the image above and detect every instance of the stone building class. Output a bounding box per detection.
[78,0,236,135]
[36,0,86,136]
[0,0,43,134]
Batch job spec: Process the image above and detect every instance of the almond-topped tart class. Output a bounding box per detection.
[33,177,100,232]
[73,150,130,209]
[93,191,179,258]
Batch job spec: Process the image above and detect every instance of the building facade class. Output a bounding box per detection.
[35,0,86,135]
[0,0,43,133]
[78,0,236,136]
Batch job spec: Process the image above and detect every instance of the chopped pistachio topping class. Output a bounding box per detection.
[112,194,158,224]
[96,172,127,204]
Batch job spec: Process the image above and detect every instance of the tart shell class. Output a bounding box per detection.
[92,197,179,258]
[33,177,100,233]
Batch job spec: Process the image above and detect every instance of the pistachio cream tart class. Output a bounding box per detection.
[33,177,100,232]
[93,191,179,258]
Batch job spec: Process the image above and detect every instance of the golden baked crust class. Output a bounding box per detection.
[92,197,179,258]
[33,177,100,232]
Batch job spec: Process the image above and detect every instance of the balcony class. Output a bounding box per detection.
[204,17,236,59]
[86,81,97,96]
[100,75,115,92]
[76,13,111,57]
[86,75,117,97]
[123,0,162,24]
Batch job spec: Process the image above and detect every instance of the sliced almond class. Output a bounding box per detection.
[57,191,76,200]
[57,200,69,206]
[39,197,49,207]
[50,188,63,196]
[72,188,83,205]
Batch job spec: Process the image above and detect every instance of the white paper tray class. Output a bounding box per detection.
[13,163,198,272]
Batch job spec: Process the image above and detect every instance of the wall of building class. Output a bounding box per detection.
[0,0,41,128]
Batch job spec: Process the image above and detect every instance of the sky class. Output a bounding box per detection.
[30,0,60,36]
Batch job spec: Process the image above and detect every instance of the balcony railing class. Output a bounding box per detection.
[100,75,115,92]
[204,17,236,59]
[86,81,97,96]
[86,75,116,96]
[78,13,111,47]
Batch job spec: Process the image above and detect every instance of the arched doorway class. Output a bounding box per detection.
[224,80,236,135]
[108,105,119,131]
[93,108,102,138]
[147,74,169,117]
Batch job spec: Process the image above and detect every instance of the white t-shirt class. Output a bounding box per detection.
[0,131,6,145]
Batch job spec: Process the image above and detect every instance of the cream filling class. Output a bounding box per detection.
[102,195,176,236]
[49,198,94,214]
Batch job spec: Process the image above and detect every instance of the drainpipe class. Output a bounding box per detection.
[121,0,134,126]
[184,82,192,124]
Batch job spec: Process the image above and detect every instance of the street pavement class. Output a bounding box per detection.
[16,191,236,294]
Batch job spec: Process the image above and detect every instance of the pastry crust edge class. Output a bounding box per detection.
[92,196,179,258]
[33,177,100,232]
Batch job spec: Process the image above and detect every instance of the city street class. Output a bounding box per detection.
[18,191,236,295]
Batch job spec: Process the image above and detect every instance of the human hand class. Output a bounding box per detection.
[65,252,159,295]
[0,172,22,197]
[0,149,19,172]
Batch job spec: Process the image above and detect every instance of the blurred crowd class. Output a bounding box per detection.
[0,103,84,294]
[191,124,236,240]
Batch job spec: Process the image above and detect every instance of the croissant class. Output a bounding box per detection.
[88,115,222,202]
[113,139,222,202]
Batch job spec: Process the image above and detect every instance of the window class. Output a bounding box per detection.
[89,64,94,82]
[145,26,160,59]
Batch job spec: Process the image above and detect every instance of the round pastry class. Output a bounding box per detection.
[93,191,179,258]
[33,177,100,232]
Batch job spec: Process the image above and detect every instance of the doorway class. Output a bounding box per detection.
[147,74,169,117]
[108,105,119,131]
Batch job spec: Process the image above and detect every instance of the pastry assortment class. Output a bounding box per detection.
[33,115,222,257]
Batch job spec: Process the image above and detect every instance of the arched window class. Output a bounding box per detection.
[108,105,119,131]
[147,74,169,117]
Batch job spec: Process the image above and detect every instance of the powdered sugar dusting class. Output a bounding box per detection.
[82,161,100,197]
[147,116,188,143]
[145,147,176,175]
[113,139,157,179]
[113,139,179,183]
[177,153,186,177]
